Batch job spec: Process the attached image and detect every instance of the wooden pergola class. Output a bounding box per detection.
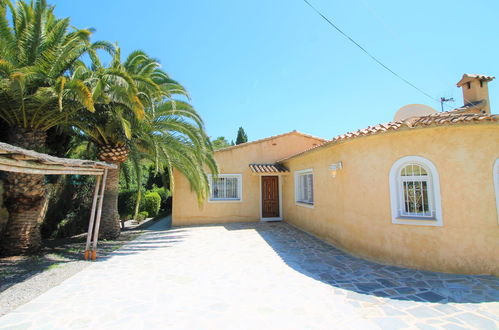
[0,142,116,260]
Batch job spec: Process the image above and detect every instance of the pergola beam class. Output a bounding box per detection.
[0,164,103,176]
[0,158,106,175]
[0,142,116,260]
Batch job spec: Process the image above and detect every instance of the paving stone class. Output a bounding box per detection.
[355,283,384,293]
[407,305,445,318]
[377,279,398,287]
[433,304,461,314]
[0,220,498,329]
[381,305,407,316]
[372,317,408,329]
[476,309,499,322]
[372,290,392,298]
[416,291,446,302]
[415,323,438,330]
[455,312,498,329]
[441,323,471,330]
[395,287,417,295]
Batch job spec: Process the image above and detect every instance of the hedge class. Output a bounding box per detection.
[142,191,161,217]
[150,186,170,211]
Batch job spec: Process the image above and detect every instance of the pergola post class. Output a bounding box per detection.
[84,175,102,260]
[0,142,116,260]
[91,168,108,260]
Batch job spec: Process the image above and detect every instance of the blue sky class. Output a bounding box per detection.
[51,0,499,141]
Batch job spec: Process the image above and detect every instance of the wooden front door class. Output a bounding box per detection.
[262,176,279,218]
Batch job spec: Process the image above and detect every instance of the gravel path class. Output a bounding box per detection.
[0,260,89,316]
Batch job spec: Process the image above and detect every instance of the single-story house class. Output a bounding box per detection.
[172,74,499,276]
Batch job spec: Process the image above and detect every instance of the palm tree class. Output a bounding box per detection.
[73,48,216,238]
[134,99,217,204]
[71,48,170,238]
[0,0,109,255]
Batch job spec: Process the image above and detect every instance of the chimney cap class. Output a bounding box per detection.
[457,74,495,87]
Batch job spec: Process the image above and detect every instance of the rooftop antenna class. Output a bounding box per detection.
[440,97,454,112]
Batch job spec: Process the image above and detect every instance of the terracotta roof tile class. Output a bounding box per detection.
[249,163,289,174]
[457,74,495,86]
[215,130,327,152]
[332,111,497,143]
[278,109,498,163]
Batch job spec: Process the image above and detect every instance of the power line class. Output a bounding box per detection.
[301,0,441,104]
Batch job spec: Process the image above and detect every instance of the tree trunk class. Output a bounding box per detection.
[97,143,129,239]
[98,164,121,239]
[0,128,47,255]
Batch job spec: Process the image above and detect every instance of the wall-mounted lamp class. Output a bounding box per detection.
[329,161,343,178]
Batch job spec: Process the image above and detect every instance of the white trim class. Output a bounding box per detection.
[259,175,283,221]
[296,202,315,209]
[295,168,314,208]
[207,174,243,203]
[389,156,442,226]
[493,159,499,225]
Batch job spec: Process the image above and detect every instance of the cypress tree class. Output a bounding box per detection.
[236,127,248,145]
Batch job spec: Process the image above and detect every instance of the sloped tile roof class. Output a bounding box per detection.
[215,130,327,152]
[249,163,289,173]
[278,109,499,163]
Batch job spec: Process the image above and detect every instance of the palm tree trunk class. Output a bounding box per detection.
[97,143,129,239]
[98,164,122,239]
[0,128,47,255]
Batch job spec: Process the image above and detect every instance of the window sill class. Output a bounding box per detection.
[208,199,242,203]
[392,217,442,226]
[398,215,436,221]
[296,202,314,209]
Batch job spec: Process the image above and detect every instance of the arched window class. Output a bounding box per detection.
[389,156,442,226]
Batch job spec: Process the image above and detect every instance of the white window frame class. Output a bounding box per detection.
[389,156,442,226]
[208,174,243,202]
[493,159,499,224]
[295,168,314,208]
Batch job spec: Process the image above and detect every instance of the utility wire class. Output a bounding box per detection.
[302,0,441,104]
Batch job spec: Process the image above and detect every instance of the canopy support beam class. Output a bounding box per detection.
[0,141,116,261]
[84,169,108,261]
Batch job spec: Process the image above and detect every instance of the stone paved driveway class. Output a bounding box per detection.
[0,220,498,329]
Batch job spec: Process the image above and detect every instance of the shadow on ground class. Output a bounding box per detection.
[0,216,174,292]
[99,215,187,258]
[224,222,499,304]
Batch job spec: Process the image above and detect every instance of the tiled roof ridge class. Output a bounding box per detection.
[215,130,328,152]
[277,109,498,163]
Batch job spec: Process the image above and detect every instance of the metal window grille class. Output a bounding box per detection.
[398,164,433,217]
[210,175,240,200]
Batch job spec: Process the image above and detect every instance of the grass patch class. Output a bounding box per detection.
[46,263,62,270]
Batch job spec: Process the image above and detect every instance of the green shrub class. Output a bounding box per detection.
[142,191,161,217]
[137,211,148,222]
[118,189,137,219]
[43,175,94,238]
[150,186,171,211]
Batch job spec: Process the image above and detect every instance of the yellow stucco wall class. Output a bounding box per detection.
[172,132,324,226]
[282,124,499,275]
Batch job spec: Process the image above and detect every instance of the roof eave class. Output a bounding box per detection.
[457,74,495,87]
[214,130,328,153]
[278,119,499,163]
